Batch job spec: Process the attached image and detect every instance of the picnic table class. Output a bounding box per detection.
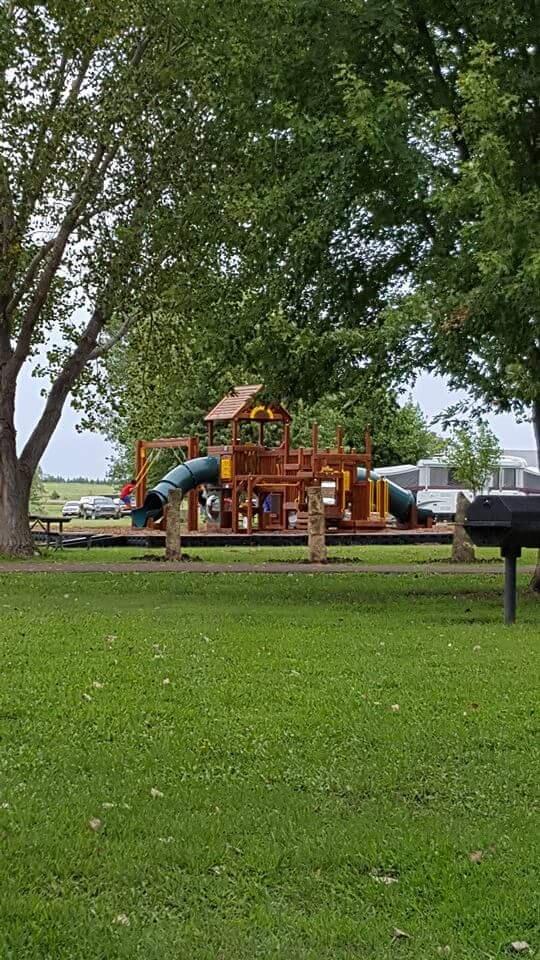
[29,515,71,548]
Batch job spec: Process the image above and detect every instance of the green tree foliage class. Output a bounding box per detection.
[202,1,539,586]
[378,39,540,441]
[188,3,538,428]
[292,392,443,467]
[445,423,502,496]
[97,314,250,484]
[99,320,441,473]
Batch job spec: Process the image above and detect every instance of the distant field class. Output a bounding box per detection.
[38,481,118,516]
[43,481,116,503]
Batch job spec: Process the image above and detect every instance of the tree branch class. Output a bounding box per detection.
[5,239,55,320]
[18,304,109,476]
[11,32,151,374]
[11,139,119,372]
[0,157,15,255]
[87,311,138,360]
[65,51,91,103]
[409,5,470,162]
[0,158,16,359]
[18,51,97,236]
[17,52,69,236]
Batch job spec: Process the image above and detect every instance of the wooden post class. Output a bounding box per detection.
[307,485,327,563]
[451,492,475,563]
[283,422,290,462]
[135,440,145,507]
[247,476,253,534]
[165,489,183,561]
[187,434,200,533]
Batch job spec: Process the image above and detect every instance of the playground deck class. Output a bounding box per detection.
[36,526,454,548]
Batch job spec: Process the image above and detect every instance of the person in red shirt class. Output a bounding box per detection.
[119,479,136,505]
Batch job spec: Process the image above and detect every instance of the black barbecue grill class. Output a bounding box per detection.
[464,495,540,623]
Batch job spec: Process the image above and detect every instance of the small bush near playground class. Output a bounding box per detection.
[0,571,538,959]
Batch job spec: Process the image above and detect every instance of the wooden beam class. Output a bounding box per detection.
[312,422,319,455]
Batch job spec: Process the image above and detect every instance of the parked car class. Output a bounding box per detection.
[62,500,82,519]
[79,496,122,520]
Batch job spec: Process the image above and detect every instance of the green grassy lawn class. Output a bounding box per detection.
[24,542,540,566]
[0,571,538,958]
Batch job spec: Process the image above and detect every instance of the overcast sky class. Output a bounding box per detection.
[16,363,537,479]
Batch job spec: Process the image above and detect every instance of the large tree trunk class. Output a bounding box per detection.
[0,390,33,556]
[530,400,540,593]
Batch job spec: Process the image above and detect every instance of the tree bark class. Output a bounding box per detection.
[0,387,33,556]
[530,400,540,593]
[308,485,327,563]
[451,492,475,563]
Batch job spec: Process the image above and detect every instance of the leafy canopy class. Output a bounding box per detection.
[188,2,539,432]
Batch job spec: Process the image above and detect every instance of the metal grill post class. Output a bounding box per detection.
[503,553,518,625]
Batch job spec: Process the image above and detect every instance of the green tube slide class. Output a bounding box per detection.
[357,468,432,525]
[132,456,220,528]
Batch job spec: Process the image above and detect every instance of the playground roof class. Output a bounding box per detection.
[205,385,263,422]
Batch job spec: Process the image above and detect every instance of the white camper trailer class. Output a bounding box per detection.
[376,455,540,520]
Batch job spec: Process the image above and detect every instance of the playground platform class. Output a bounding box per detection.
[33,526,453,549]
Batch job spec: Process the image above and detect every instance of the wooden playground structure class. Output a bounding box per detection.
[134,385,393,534]
[134,435,200,532]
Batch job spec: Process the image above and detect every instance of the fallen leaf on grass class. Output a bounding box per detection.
[390,704,400,712]
[102,802,115,810]
[469,850,483,863]
[150,787,164,799]
[372,873,399,885]
[162,677,171,685]
[82,693,92,702]
[88,817,103,832]
[392,928,411,941]
[113,914,130,926]
[510,943,530,954]
[92,681,104,689]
